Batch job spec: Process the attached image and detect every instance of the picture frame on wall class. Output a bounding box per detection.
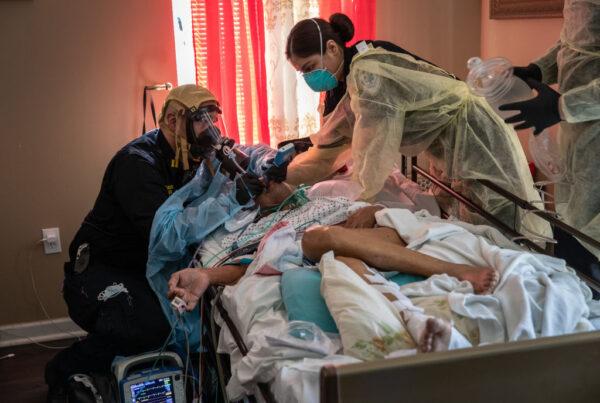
[490,0,564,19]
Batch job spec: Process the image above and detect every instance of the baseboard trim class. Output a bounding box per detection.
[0,318,87,348]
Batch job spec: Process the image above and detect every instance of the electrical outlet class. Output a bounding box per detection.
[41,227,62,254]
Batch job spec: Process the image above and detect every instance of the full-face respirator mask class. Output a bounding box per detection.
[185,104,223,158]
[185,104,249,178]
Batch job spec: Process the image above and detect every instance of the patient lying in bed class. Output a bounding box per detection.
[167,180,598,401]
[169,181,506,353]
[171,182,497,298]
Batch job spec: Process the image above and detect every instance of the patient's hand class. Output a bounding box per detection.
[344,205,384,228]
[168,269,210,311]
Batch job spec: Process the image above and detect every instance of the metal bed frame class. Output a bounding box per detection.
[194,155,600,403]
[402,156,600,294]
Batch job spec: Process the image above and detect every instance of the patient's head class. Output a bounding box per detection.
[256,181,296,209]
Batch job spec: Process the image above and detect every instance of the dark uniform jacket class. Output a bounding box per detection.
[69,129,187,272]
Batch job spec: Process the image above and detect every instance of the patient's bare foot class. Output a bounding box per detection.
[419,317,452,353]
[454,266,499,294]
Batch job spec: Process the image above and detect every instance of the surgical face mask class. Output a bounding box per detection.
[302,19,343,92]
[304,67,340,92]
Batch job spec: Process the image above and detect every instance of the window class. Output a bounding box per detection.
[172,0,376,146]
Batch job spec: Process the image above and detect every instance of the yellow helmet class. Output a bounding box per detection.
[158,84,220,171]
[159,84,219,124]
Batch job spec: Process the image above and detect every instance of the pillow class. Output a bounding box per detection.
[319,252,416,360]
[282,268,339,334]
[281,269,424,335]
[388,272,426,286]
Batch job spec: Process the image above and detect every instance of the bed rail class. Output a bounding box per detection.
[409,164,545,254]
[320,330,600,403]
[405,156,600,251]
[476,178,600,251]
[404,158,600,293]
[199,242,278,403]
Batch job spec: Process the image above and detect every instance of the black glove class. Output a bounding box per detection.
[216,138,251,179]
[235,172,265,205]
[234,150,250,171]
[277,138,313,155]
[219,155,243,180]
[221,137,235,149]
[499,78,562,135]
[512,63,542,83]
[263,158,289,183]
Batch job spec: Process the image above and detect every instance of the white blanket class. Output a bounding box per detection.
[213,207,600,402]
[216,271,355,402]
[376,208,600,343]
[206,196,367,402]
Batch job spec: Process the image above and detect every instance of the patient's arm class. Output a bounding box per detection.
[302,226,498,294]
[168,265,248,311]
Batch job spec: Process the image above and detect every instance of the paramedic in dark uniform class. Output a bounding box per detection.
[44,84,265,400]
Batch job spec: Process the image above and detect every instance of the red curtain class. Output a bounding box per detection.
[190,0,376,145]
[247,0,270,145]
[190,0,270,145]
[319,0,376,45]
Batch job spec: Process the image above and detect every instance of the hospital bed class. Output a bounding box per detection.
[191,157,600,403]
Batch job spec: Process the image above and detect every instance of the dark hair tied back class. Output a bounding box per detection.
[286,13,355,59]
[329,13,354,44]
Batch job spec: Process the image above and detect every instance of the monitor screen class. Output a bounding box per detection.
[129,376,175,403]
